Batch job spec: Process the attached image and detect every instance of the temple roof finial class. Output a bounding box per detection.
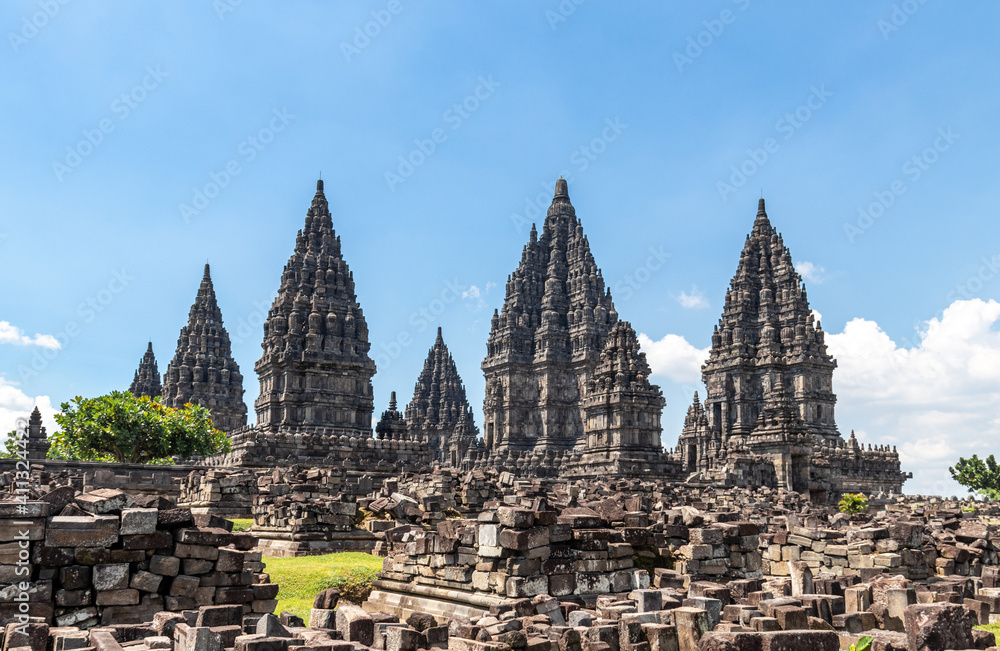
[554,177,569,200]
[316,178,324,193]
[757,197,766,216]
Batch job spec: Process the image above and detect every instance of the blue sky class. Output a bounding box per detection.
[2,2,999,495]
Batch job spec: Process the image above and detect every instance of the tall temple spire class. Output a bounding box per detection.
[753,196,771,233]
[253,179,375,437]
[162,265,247,433]
[482,177,622,463]
[129,341,162,398]
[698,197,835,441]
[676,197,907,497]
[407,327,480,464]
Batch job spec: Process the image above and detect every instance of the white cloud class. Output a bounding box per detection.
[463,282,498,311]
[675,286,709,310]
[637,333,710,383]
[0,376,57,438]
[796,261,825,283]
[826,299,1000,496]
[0,321,60,349]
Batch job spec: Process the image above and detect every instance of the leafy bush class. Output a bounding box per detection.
[845,635,873,651]
[838,493,869,515]
[53,391,230,463]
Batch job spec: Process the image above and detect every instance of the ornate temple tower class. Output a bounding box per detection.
[677,198,907,496]
[699,198,837,443]
[129,342,162,398]
[406,327,480,465]
[575,321,669,474]
[161,264,247,433]
[375,391,409,441]
[253,180,376,438]
[482,178,618,464]
[25,406,51,461]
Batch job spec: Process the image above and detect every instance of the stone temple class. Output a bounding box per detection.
[207,180,431,469]
[128,341,161,398]
[252,179,375,439]
[126,179,906,497]
[161,264,247,433]
[473,179,674,478]
[676,198,909,497]
[404,327,481,466]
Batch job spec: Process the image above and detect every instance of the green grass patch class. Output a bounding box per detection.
[975,623,1000,637]
[229,519,254,532]
[263,552,384,620]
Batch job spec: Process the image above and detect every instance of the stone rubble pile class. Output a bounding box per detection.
[4,578,998,651]
[0,488,275,629]
[251,467,377,557]
[179,470,258,520]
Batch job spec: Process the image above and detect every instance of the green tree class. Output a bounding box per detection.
[838,493,869,514]
[53,391,231,464]
[949,454,1000,500]
[0,430,20,458]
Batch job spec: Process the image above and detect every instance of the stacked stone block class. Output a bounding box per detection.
[0,488,274,629]
[178,468,258,519]
[251,466,376,557]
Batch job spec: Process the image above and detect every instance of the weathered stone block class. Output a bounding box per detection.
[674,607,711,651]
[175,543,220,560]
[309,608,337,629]
[170,575,201,597]
[93,563,130,591]
[506,575,548,598]
[499,527,549,551]
[386,626,424,651]
[95,589,139,606]
[772,606,808,631]
[903,603,976,651]
[131,570,163,593]
[336,604,374,646]
[120,508,158,535]
[150,554,181,576]
[497,506,535,529]
[76,488,129,514]
[760,631,839,651]
[46,516,118,548]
